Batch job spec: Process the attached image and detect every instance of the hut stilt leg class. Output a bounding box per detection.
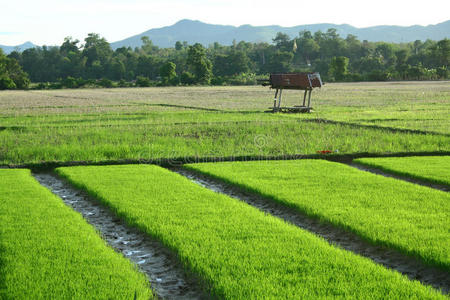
[307,89,312,108]
[278,89,283,110]
[273,89,278,112]
[303,89,307,106]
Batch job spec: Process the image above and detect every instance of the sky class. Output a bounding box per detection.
[1,0,449,46]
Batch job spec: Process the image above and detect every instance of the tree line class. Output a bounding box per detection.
[1,29,449,90]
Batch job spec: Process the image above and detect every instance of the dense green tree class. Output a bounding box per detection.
[136,55,160,79]
[140,36,159,54]
[431,38,449,66]
[329,56,349,81]
[109,57,126,80]
[3,31,448,88]
[0,50,30,89]
[273,32,292,52]
[265,51,293,73]
[187,43,212,84]
[82,33,113,78]
[175,41,184,51]
[295,31,320,66]
[213,50,250,76]
[60,37,80,55]
[375,43,397,67]
[159,61,177,85]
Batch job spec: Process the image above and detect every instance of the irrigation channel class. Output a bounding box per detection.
[33,172,205,300]
[173,167,450,294]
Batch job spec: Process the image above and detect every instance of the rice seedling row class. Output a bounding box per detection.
[184,160,450,270]
[353,156,450,187]
[56,164,444,298]
[33,172,204,299]
[1,117,449,166]
[0,169,151,299]
[174,166,450,292]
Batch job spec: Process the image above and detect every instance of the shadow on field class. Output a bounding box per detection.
[303,119,450,137]
[144,103,224,112]
[174,167,450,293]
[6,151,450,172]
[0,126,24,132]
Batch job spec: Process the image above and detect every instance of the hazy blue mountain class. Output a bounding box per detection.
[0,41,37,54]
[1,20,448,53]
[110,19,450,49]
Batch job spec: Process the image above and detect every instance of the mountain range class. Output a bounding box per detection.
[0,41,37,54]
[110,19,450,49]
[1,19,449,53]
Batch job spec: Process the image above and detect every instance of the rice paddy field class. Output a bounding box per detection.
[0,81,449,298]
[354,156,450,186]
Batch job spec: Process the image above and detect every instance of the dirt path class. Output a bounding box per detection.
[33,172,205,300]
[173,168,450,294]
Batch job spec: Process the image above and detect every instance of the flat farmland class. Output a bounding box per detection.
[56,164,444,299]
[354,156,450,186]
[0,82,449,166]
[1,81,449,298]
[185,159,450,269]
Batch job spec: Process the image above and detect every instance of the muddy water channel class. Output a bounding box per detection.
[174,168,450,294]
[34,172,204,300]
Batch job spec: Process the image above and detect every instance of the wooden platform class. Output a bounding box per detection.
[266,106,312,113]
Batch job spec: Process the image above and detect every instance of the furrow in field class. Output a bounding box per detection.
[174,167,450,294]
[352,156,450,190]
[56,165,447,298]
[349,163,449,192]
[302,118,450,137]
[33,172,204,300]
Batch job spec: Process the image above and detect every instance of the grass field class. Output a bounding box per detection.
[0,169,151,299]
[56,164,444,299]
[185,160,450,270]
[1,115,448,165]
[1,81,449,298]
[0,82,449,166]
[354,156,450,186]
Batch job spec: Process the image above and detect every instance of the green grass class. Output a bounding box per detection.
[56,164,445,298]
[354,156,450,186]
[0,82,449,165]
[185,160,450,270]
[0,169,151,299]
[1,113,449,165]
[1,82,448,133]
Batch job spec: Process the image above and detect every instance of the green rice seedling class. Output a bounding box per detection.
[354,156,450,186]
[57,164,445,298]
[1,117,449,165]
[1,82,449,165]
[1,82,448,134]
[185,160,450,270]
[0,169,151,299]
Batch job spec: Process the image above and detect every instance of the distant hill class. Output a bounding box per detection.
[1,20,449,53]
[0,41,37,54]
[110,19,450,49]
